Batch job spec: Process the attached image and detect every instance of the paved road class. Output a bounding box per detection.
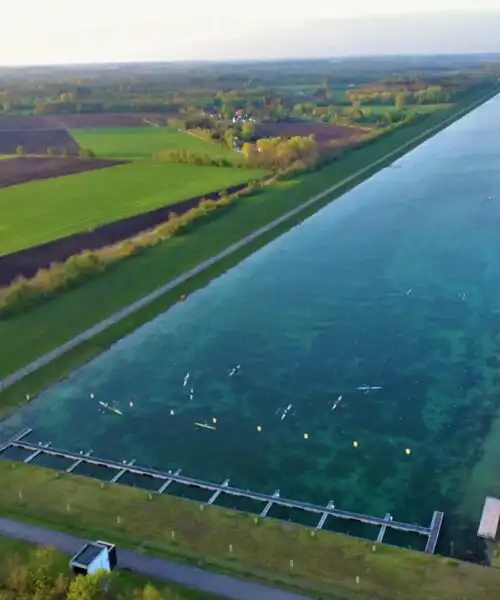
[0,517,311,600]
[0,94,491,395]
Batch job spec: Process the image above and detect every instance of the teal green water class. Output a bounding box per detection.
[4,95,500,556]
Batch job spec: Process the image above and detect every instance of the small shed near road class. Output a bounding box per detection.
[70,540,117,576]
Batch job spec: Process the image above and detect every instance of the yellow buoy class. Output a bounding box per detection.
[353,440,359,448]
[304,433,309,440]
[405,448,411,455]
[257,425,262,432]
[212,417,217,424]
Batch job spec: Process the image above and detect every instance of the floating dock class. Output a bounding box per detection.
[0,428,444,553]
[477,496,500,540]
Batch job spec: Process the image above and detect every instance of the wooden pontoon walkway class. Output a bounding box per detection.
[0,429,444,553]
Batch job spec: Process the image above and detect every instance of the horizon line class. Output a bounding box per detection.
[2,51,500,70]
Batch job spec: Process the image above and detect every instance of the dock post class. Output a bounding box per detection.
[207,479,230,505]
[66,451,92,473]
[110,459,135,483]
[23,442,51,464]
[158,469,182,493]
[377,513,393,544]
[316,501,334,530]
[261,489,280,517]
[424,511,443,554]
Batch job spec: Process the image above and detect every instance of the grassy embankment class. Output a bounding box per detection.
[361,103,455,116]
[71,126,241,162]
[0,161,264,256]
[0,460,499,600]
[0,536,220,600]
[0,85,497,420]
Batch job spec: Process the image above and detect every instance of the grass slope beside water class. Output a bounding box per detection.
[0,162,264,256]
[0,461,499,600]
[0,87,497,418]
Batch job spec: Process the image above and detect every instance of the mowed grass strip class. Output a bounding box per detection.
[0,461,499,600]
[0,161,265,255]
[0,87,495,383]
[357,103,455,116]
[70,126,241,161]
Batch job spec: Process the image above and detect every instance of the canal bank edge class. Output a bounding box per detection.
[0,460,500,600]
[0,85,498,418]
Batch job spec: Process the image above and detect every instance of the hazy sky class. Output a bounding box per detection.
[1,1,500,66]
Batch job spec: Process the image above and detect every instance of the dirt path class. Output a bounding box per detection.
[0,517,310,600]
[0,95,491,394]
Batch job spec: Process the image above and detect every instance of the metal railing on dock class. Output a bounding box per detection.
[0,428,444,553]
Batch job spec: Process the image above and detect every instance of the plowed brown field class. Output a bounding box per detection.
[0,157,127,188]
[0,129,79,154]
[0,113,167,130]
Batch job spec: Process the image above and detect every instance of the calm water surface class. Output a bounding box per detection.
[4,95,500,555]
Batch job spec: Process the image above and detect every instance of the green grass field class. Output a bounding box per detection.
[0,461,499,600]
[0,537,220,599]
[71,126,241,161]
[0,161,265,255]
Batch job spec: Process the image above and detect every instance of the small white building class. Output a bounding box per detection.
[70,541,117,576]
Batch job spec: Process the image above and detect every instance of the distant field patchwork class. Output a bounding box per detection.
[71,126,240,161]
[0,161,265,255]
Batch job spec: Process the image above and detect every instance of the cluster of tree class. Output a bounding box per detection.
[209,92,290,121]
[78,148,96,159]
[167,116,212,131]
[242,135,319,170]
[155,149,233,167]
[346,85,452,106]
[0,546,178,600]
[168,116,256,149]
[293,98,431,128]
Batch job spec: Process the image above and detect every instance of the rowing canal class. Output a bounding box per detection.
[3,95,500,557]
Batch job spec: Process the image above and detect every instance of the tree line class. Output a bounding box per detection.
[167,117,256,147]
[14,146,95,159]
[154,149,235,168]
[241,135,319,170]
[346,85,452,106]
